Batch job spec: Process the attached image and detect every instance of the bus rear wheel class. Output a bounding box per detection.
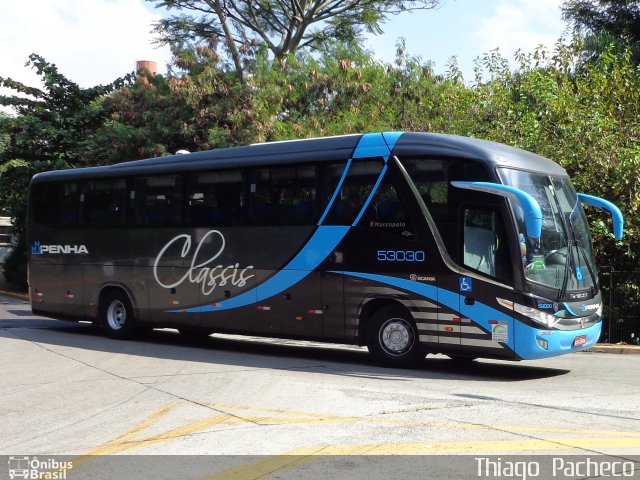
[100,291,136,340]
[366,306,423,367]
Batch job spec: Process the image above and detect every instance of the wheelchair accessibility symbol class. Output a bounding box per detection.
[459,276,473,293]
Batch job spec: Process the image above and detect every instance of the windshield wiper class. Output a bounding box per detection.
[557,212,597,301]
[557,240,574,301]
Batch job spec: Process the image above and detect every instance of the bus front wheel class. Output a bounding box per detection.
[365,306,423,367]
[100,291,136,340]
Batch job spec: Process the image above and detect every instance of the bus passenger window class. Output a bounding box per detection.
[250,166,317,226]
[321,160,382,225]
[31,182,80,228]
[81,179,127,227]
[358,175,414,238]
[185,169,246,227]
[135,176,182,227]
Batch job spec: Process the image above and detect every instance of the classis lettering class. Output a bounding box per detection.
[153,230,255,296]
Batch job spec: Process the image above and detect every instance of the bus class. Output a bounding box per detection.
[27,132,624,366]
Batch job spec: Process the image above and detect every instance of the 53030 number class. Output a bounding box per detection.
[377,250,426,262]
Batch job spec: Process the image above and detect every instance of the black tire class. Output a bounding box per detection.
[365,305,423,367]
[100,290,136,339]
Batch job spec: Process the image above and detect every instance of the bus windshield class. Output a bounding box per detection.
[498,168,597,294]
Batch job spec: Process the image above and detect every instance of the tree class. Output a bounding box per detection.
[147,0,439,80]
[0,54,133,166]
[0,55,133,285]
[83,46,257,165]
[562,0,640,41]
[562,0,640,61]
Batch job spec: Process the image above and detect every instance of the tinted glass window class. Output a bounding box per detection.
[463,206,512,283]
[322,160,383,225]
[357,173,414,238]
[81,179,127,227]
[402,158,489,260]
[135,176,181,227]
[185,170,246,227]
[250,165,317,226]
[31,182,80,227]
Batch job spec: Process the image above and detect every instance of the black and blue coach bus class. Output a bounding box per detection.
[27,132,624,366]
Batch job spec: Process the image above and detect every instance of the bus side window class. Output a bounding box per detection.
[250,165,317,226]
[135,176,182,227]
[81,179,127,227]
[321,160,382,226]
[462,207,512,283]
[31,182,80,228]
[358,174,414,238]
[184,169,246,227]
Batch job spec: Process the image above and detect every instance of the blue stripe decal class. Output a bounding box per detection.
[563,303,580,317]
[330,271,514,349]
[178,226,349,313]
[382,131,403,152]
[351,164,388,226]
[168,132,404,315]
[352,133,392,159]
[317,158,352,226]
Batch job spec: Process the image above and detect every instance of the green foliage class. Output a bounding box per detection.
[562,0,640,63]
[2,37,640,278]
[0,159,50,286]
[84,47,256,164]
[243,38,640,269]
[0,54,133,165]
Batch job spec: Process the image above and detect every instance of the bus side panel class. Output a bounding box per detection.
[320,271,345,341]
[29,262,66,317]
[256,271,323,338]
[458,277,517,359]
[147,265,201,328]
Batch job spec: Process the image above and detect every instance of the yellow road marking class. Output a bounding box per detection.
[63,400,640,479]
[203,439,640,480]
[208,402,640,438]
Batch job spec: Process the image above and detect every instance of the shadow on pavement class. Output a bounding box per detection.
[1,316,571,382]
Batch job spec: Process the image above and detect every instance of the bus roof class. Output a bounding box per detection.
[31,132,567,183]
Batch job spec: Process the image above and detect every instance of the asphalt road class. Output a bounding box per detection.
[1,296,639,478]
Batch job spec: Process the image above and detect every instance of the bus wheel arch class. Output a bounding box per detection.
[98,286,137,340]
[360,300,424,367]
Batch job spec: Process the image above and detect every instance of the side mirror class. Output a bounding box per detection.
[451,181,542,239]
[577,193,624,241]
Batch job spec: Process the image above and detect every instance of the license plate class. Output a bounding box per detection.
[573,335,587,347]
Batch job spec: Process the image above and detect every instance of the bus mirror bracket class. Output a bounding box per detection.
[451,181,543,239]
[577,193,624,241]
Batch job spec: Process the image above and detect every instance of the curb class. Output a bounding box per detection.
[0,290,29,302]
[587,344,640,355]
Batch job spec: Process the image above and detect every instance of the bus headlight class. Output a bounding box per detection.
[513,303,560,328]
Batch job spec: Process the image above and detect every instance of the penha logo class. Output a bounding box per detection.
[31,241,88,255]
